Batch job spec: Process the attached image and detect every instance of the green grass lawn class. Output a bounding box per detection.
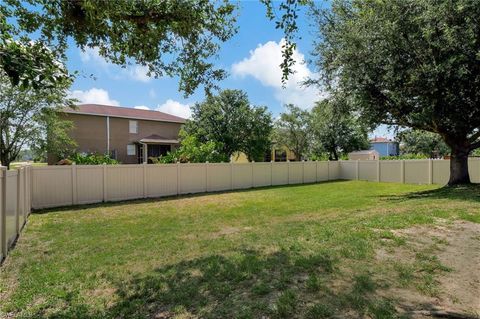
[1,181,479,319]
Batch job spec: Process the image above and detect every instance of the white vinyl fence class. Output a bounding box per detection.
[1,159,479,261]
[0,166,32,261]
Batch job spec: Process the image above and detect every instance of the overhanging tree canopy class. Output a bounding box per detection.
[1,0,237,95]
[312,0,480,185]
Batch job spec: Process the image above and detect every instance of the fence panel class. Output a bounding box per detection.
[32,166,73,209]
[288,162,303,184]
[272,162,288,185]
[106,165,143,201]
[17,168,25,230]
[379,161,402,183]
[340,161,357,180]
[432,160,449,185]
[316,162,329,181]
[253,163,272,187]
[358,161,377,181]
[76,166,104,204]
[469,158,480,183]
[179,164,206,194]
[207,163,232,192]
[232,163,253,189]
[404,160,430,184]
[303,162,317,183]
[146,164,178,197]
[5,171,17,247]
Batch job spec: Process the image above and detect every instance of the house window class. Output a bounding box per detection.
[127,144,136,156]
[129,120,138,134]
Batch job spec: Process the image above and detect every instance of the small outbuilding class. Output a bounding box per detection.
[348,150,380,160]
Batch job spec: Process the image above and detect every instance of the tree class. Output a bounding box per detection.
[274,104,310,161]
[1,0,237,95]
[310,99,369,161]
[184,90,273,161]
[154,130,228,164]
[0,71,76,168]
[312,0,480,185]
[397,129,450,158]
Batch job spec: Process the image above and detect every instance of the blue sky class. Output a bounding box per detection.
[66,1,391,137]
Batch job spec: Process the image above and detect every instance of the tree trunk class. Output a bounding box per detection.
[448,146,470,185]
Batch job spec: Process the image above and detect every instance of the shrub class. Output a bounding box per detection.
[68,153,119,165]
[381,154,428,160]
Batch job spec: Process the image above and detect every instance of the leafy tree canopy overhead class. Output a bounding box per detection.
[1,0,237,95]
[311,0,480,184]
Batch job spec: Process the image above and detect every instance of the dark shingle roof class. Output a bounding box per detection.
[64,104,186,123]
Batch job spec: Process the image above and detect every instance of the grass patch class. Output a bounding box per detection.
[1,181,479,318]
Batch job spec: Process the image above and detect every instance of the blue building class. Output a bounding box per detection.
[370,137,399,157]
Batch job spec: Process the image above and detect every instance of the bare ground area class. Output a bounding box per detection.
[380,220,480,318]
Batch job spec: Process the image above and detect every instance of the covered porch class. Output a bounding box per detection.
[136,134,179,163]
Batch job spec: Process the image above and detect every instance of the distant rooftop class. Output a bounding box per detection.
[64,104,186,124]
[370,137,396,143]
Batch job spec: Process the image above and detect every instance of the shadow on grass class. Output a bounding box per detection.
[32,180,351,215]
[380,184,480,204]
[20,249,434,319]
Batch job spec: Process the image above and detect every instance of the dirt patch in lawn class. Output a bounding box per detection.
[378,220,480,318]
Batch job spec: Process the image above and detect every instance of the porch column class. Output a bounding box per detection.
[143,143,148,164]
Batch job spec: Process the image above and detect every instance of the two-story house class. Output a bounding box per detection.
[370,137,399,157]
[54,104,186,164]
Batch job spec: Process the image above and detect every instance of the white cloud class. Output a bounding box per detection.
[134,105,150,110]
[79,47,110,68]
[69,88,120,106]
[128,65,151,82]
[232,39,324,109]
[156,99,191,119]
[79,47,152,82]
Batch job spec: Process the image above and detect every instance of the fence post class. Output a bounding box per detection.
[176,162,180,195]
[270,161,273,186]
[428,159,433,184]
[302,160,305,184]
[23,166,28,220]
[16,169,21,235]
[102,164,107,202]
[327,161,330,181]
[315,160,318,183]
[287,160,290,184]
[230,161,234,190]
[400,160,405,183]
[143,163,147,198]
[376,160,381,182]
[1,166,7,260]
[251,161,254,188]
[72,163,77,205]
[356,160,359,180]
[205,162,209,192]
